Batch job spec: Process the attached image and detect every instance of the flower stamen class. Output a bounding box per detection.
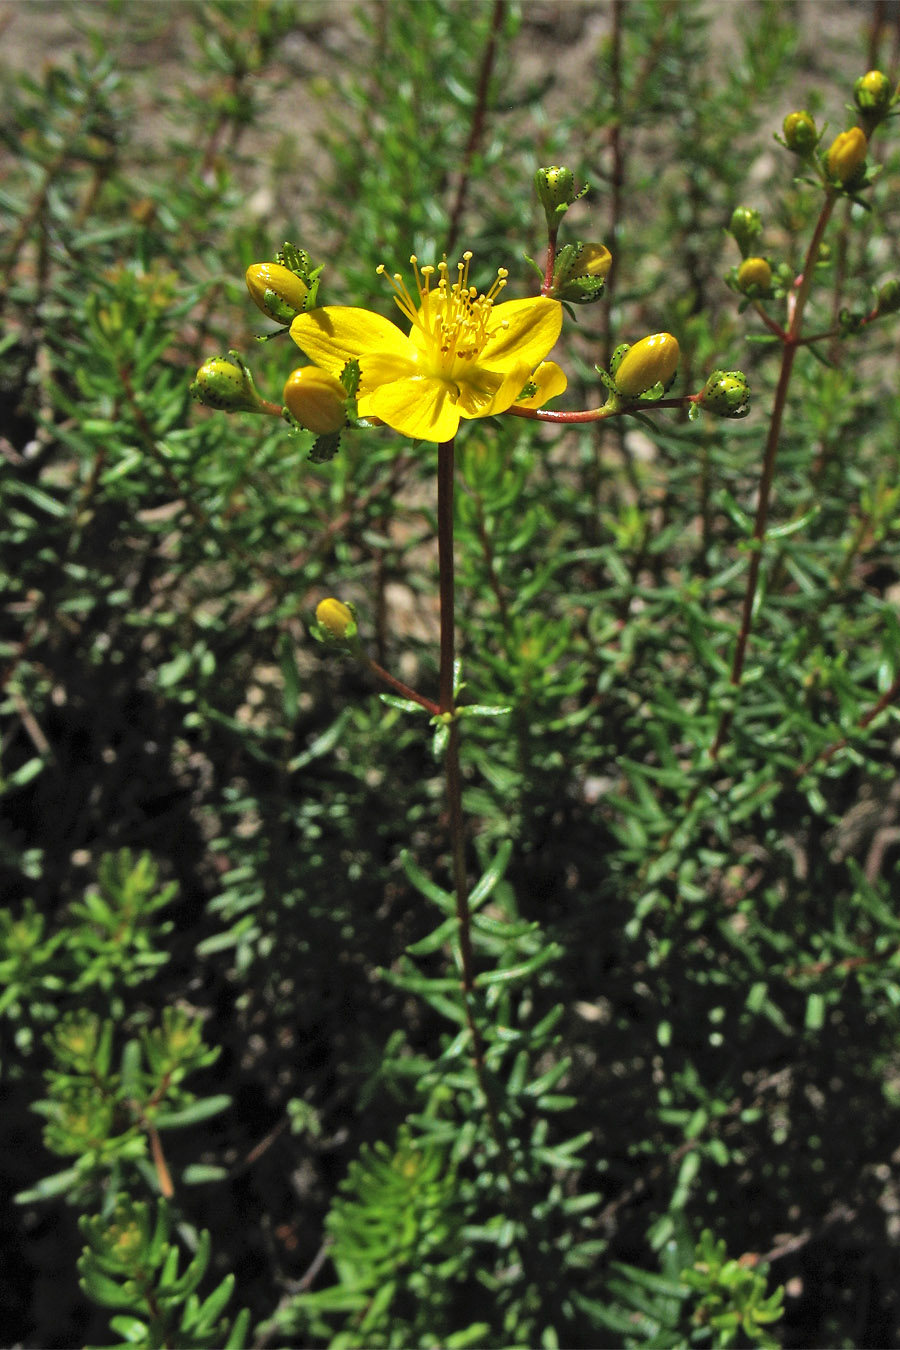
[377,252,509,379]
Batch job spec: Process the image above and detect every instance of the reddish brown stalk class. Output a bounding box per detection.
[437,439,483,1073]
[710,191,837,760]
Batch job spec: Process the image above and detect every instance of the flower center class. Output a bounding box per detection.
[377,252,508,378]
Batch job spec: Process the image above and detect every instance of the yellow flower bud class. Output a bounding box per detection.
[578,243,612,279]
[552,241,612,303]
[737,256,773,295]
[283,367,347,434]
[854,70,892,115]
[614,333,680,398]
[316,598,355,640]
[782,111,817,155]
[246,262,310,325]
[825,126,867,187]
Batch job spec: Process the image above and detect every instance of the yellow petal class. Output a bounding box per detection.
[360,376,462,442]
[357,348,419,395]
[290,306,410,375]
[481,297,562,370]
[515,360,567,409]
[458,362,530,421]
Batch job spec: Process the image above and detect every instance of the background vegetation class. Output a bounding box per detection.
[2,2,900,1346]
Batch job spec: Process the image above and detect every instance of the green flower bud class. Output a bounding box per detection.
[614,333,680,398]
[782,110,818,155]
[552,240,612,303]
[876,279,900,316]
[700,370,751,419]
[854,70,892,116]
[246,261,310,325]
[825,126,867,188]
[190,353,269,413]
[283,366,347,434]
[534,166,585,230]
[737,256,773,295]
[729,207,763,258]
[316,597,356,641]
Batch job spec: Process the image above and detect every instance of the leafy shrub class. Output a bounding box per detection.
[2,3,900,1347]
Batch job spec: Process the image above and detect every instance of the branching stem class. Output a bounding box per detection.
[711,191,837,759]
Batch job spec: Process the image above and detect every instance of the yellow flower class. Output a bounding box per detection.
[290,252,565,443]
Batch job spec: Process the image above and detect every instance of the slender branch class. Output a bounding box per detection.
[446,0,507,256]
[365,658,440,717]
[507,393,700,424]
[710,191,837,759]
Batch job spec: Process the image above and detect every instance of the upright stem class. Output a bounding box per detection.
[437,439,482,1063]
[710,191,836,760]
[438,439,457,717]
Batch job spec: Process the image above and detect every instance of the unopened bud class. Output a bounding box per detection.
[534,166,585,230]
[782,110,818,155]
[825,126,867,188]
[283,367,347,434]
[729,207,763,257]
[315,597,356,642]
[246,262,310,326]
[614,333,680,398]
[854,70,892,122]
[737,256,773,295]
[190,353,268,413]
[876,279,900,315]
[552,241,612,303]
[700,370,751,419]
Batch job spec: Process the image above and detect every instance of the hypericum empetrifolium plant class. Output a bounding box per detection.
[78,1195,249,1350]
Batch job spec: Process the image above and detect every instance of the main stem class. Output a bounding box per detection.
[437,438,481,1064]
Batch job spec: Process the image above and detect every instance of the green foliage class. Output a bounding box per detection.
[580,1224,783,1348]
[78,1195,249,1350]
[267,1127,483,1348]
[4,2,900,1347]
[18,1002,227,1206]
[0,850,177,1061]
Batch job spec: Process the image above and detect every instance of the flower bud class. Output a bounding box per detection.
[876,279,900,316]
[190,354,268,413]
[315,597,355,641]
[700,370,751,419]
[737,256,773,295]
[552,241,612,303]
[825,126,867,187]
[728,207,763,257]
[283,366,347,434]
[614,333,680,398]
[782,110,818,155]
[854,70,892,118]
[534,166,585,230]
[246,262,310,325]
